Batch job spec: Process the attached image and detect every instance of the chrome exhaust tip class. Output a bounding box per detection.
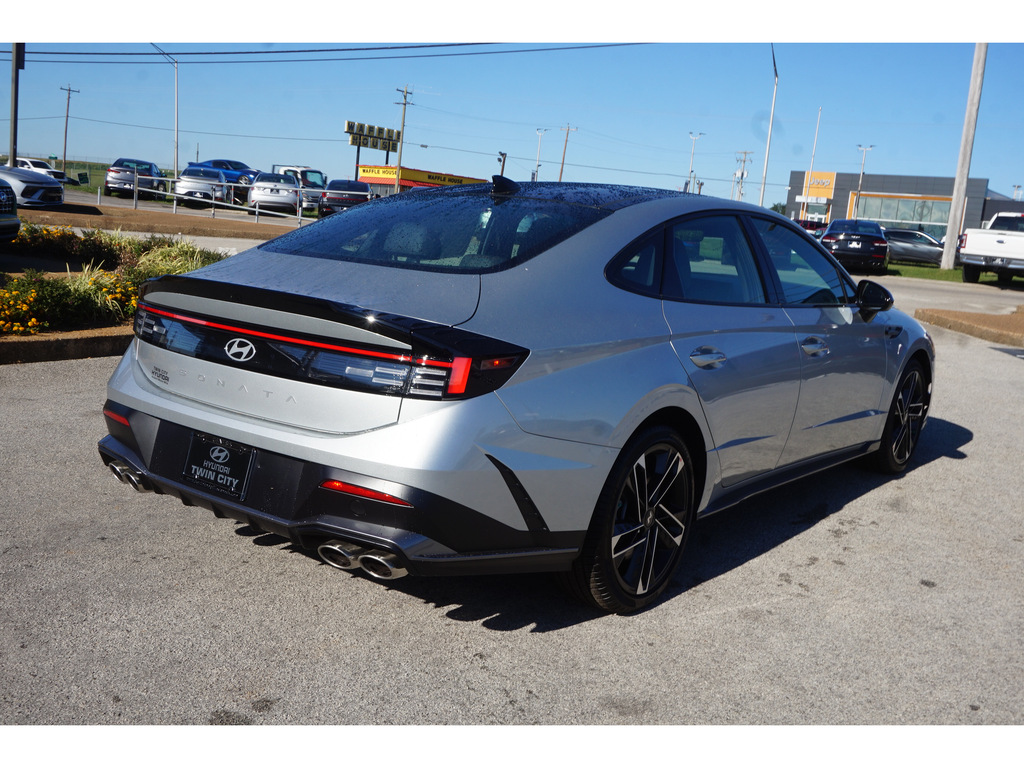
[358,551,408,580]
[317,540,367,571]
[109,461,151,492]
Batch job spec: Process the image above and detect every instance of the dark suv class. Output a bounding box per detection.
[318,179,372,217]
[104,159,167,199]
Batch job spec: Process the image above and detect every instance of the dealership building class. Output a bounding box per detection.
[784,170,1023,237]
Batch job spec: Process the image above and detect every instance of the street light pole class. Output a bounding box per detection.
[687,131,704,192]
[855,144,874,218]
[534,128,549,182]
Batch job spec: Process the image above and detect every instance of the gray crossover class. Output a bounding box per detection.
[99,179,934,613]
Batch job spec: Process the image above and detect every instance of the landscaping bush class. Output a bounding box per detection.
[1,225,226,336]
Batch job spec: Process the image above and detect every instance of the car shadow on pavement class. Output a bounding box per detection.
[234,415,971,632]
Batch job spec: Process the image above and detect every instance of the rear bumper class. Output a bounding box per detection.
[97,404,583,577]
[959,253,1024,273]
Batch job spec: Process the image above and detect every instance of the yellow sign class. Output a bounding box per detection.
[804,171,836,199]
[358,165,486,187]
[345,121,401,153]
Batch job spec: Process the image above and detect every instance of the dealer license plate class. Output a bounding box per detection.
[183,433,254,499]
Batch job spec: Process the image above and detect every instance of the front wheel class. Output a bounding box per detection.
[561,425,696,613]
[875,361,927,474]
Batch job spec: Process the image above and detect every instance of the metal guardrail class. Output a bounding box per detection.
[95,169,309,227]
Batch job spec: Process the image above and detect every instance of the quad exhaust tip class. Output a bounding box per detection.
[317,539,408,580]
[108,460,152,493]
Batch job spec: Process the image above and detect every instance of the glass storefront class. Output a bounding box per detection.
[855,195,951,238]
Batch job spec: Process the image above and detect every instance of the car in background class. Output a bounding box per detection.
[247,173,300,215]
[0,178,19,242]
[317,179,372,217]
[820,219,890,273]
[104,159,167,199]
[883,229,946,266]
[188,160,261,203]
[174,167,228,206]
[0,164,64,207]
[16,158,77,185]
[99,178,935,614]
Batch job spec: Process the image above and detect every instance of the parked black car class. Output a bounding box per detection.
[317,179,372,217]
[884,229,945,266]
[104,159,167,199]
[820,219,889,274]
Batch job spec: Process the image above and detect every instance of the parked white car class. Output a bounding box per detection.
[0,164,65,207]
[16,158,77,185]
[247,172,301,215]
[175,167,228,205]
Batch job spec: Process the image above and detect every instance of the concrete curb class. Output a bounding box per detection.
[0,325,134,365]
[915,307,1024,348]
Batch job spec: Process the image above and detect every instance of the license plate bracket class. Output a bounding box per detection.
[182,433,255,499]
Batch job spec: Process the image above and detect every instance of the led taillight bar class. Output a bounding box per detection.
[320,479,412,507]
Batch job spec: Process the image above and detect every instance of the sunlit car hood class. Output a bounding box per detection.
[0,165,62,185]
[187,245,482,326]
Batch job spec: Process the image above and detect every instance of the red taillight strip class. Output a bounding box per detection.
[138,302,453,371]
[320,479,412,507]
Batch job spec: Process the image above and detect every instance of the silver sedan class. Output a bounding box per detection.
[99,180,934,614]
[247,173,300,216]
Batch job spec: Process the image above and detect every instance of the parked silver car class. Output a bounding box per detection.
[247,172,301,215]
[174,167,227,205]
[104,158,167,199]
[0,164,64,207]
[99,179,934,613]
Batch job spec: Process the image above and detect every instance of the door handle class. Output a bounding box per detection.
[800,337,829,357]
[689,346,728,369]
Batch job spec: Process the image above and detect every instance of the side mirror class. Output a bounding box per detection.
[855,280,894,318]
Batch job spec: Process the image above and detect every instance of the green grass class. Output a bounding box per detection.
[883,262,1020,288]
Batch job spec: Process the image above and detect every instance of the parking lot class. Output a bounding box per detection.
[1,274,1022,728]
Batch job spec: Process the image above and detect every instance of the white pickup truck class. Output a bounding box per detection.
[959,212,1024,284]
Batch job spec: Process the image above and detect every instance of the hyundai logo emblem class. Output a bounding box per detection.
[209,446,231,464]
[224,338,256,362]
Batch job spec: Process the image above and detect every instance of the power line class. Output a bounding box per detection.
[2,42,643,66]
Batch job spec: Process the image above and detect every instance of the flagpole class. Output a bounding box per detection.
[758,44,778,208]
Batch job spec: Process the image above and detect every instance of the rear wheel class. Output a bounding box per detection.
[562,425,695,613]
[962,264,980,283]
[875,361,927,474]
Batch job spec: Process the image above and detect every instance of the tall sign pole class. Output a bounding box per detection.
[8,43,25,167]
[942,43,988,270]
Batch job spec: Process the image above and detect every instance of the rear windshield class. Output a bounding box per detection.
[829,220,883,236]
[256,173,295,185]
[989,216,1024,232]
[261,188,610,273]
[327,180,371,193]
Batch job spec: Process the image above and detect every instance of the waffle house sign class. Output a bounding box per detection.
[346,121,400,152]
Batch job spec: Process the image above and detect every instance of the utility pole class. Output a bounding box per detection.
[558,124,576,182]
[534,128,549,181]
[687,132,704,193]
[8,44,25,168]
[733,151,753,200]
[394,86,411,195]
[942,43,988,270]
[60,84,80,172]
[152,44,179,179]
[855,144,874,218]
[497,152,507,176]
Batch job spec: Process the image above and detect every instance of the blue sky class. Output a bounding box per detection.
[4,7,1023,208]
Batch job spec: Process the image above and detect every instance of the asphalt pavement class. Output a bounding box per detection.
[0,305,1022,730]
